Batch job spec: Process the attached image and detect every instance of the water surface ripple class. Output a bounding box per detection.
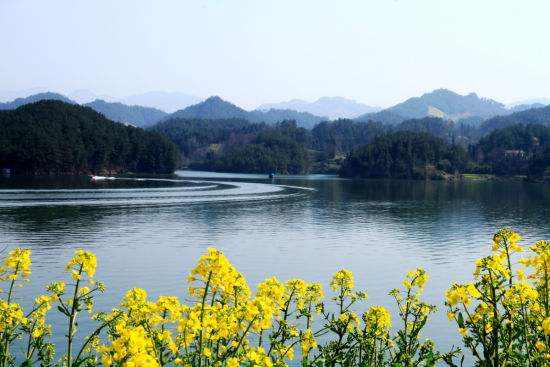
[1,170,549,357]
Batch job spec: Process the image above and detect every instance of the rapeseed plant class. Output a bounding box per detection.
[1,230,548,366]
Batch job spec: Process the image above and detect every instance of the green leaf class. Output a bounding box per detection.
[457,312,465,328]
[57,305,69,316]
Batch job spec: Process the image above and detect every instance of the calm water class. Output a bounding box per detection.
[1,170,550,359]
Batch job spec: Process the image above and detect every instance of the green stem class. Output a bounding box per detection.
[67,264,83,367]
[197,271,212,367]
[520,303,532,366]
[2,262,19,367]
[74,312,122,362]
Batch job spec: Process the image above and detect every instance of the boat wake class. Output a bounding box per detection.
[0,176,313,208]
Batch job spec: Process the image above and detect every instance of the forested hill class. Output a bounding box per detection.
[474,124,550,176]
[339,123,550,180]
[153,118,265,163]
[153,118,310,174]
[0,101,179,174]
[339,131,468,179]
[193,121,311,174]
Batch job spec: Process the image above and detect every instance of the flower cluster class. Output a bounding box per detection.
[65,249,97,281]
[0,249,56,367]
[0,248,31,284]
[4,229,548,367]
[446,229,550,365]
[0,245,457,367]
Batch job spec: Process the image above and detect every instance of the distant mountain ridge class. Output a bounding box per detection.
[165,96,327,128]
[0,92,75,110]
[356,89,508,124]
[0,89,203,112]
[258,96,380,120]
[480,104,550,134]
[508,98,550,108]
[0,93,169,128]
[509,103,546,113]
[84,99,168,127]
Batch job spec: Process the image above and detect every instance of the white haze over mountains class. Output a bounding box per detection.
[67,90,204,113]
[118,92,203,113]
[0,88,52,102]
[68,90,115,104]
[508,98,550,108]
[258,97,381,120]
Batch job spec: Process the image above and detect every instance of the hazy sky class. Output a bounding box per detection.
[1,0,549,109]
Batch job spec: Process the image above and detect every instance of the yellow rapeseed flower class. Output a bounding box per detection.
[330,269,354,292]
[0,248,32,284]
[363,306,391,334]
[300,328,317,354]
[65,250,96,280]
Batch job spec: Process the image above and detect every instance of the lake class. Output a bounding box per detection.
[1,170,550,359]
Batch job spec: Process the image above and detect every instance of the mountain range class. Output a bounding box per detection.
[258,97,380,120]
[1,88,548,129]
[165,96,326,129]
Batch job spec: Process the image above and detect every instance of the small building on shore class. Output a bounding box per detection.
[503,150,527,159]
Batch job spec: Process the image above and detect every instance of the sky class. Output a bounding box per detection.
[1,0,550,109]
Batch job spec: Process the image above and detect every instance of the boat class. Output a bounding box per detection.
[90,175,114,181]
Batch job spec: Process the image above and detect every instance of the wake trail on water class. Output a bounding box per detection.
[0,176,314,208]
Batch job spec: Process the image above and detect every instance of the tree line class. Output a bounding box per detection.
[3,100,550,180]
[155,115,550,180]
